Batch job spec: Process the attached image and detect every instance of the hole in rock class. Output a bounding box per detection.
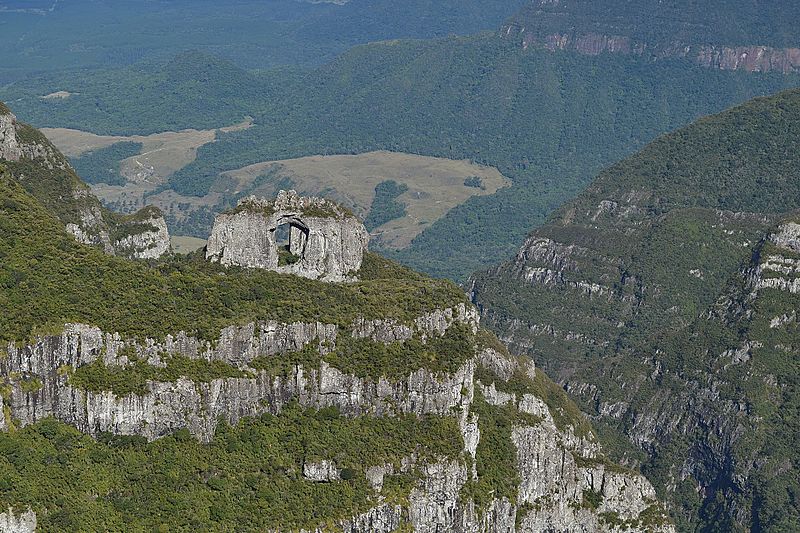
[273,219,309,266]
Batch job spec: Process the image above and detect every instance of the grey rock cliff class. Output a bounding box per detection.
[0,107,170,260]
[1,302,674,531]
[113,209,172,260]
[206,190,369,281]
[0,112,22,162]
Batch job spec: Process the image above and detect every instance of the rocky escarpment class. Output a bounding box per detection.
[506,27,800,74]
[110,206,172,260]
[0,104,171,260]
[0,302,673,531]
[0,305,477,441]
[471,89,800,529]
[207,191,369,282]
[502,0,800,73]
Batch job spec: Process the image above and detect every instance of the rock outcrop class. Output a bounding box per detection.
[0,508,36,533]
[111,207,172,260]
[0,110,22,162]
[0,104,171,260]
[65,200,171,260]
[207,191,369,281]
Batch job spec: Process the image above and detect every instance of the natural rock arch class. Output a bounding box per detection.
[206,191,369,282]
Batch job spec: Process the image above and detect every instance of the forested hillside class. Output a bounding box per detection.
[470,88,800,530]
[0,0,526,82]
[5,36,798,280]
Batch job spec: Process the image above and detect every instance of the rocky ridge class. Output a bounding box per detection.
[506,26,800,74]
[0,104,171,260]
[502,0,800,73]
[0,508,36,533]
[0,302,673,531]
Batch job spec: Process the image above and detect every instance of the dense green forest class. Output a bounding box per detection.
[471,88,800,530]
[364,180,408,231]
[71,142,143,186]
[0,0,526,82]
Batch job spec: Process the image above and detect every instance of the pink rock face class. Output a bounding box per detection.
[508,25,800,73]
[695,45,800,73]
[573,33,632,55]
[524,32,632,55]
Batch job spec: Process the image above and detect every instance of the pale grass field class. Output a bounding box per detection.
[44,127,509,250]
[225,151,510,249]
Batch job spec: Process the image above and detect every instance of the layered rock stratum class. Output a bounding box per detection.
[503,0,800,73]
[1,308,674,532]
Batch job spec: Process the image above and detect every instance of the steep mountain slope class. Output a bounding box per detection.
[0,104,673,531]
[470,88,800,530]
[0,103,170,259]
[505,0,800,72]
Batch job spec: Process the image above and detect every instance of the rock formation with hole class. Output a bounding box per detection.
[206,191,369,282]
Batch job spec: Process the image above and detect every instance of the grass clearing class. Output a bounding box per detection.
[223,150,510,249]
[171,236,207,254]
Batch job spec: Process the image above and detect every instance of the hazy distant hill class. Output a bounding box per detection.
[0,0,526,82]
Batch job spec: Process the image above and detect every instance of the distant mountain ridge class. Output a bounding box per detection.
[504,0,800,73]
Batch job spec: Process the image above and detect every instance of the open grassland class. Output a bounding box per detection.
[223,151,510,249]
[170,235,207,254]
[42,117,252,185]
[41,129,509,249]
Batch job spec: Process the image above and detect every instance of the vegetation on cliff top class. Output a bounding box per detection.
[71,141,143,186]
[0,407,461,531]
[0,171,467,345]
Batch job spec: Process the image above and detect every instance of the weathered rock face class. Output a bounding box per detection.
[770,221,800,252]
[502,1,800,74]
[112,209,172,260]
[0,109,69,170]
[0,307,478,443]
[65,202,171,259]
[510,28,800,74]
[0,111,22,162]
[0,302,673,531]
[65,188,116,255]
[206,191,369,281]
[0,508,36,533]
[303,460,341,482]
